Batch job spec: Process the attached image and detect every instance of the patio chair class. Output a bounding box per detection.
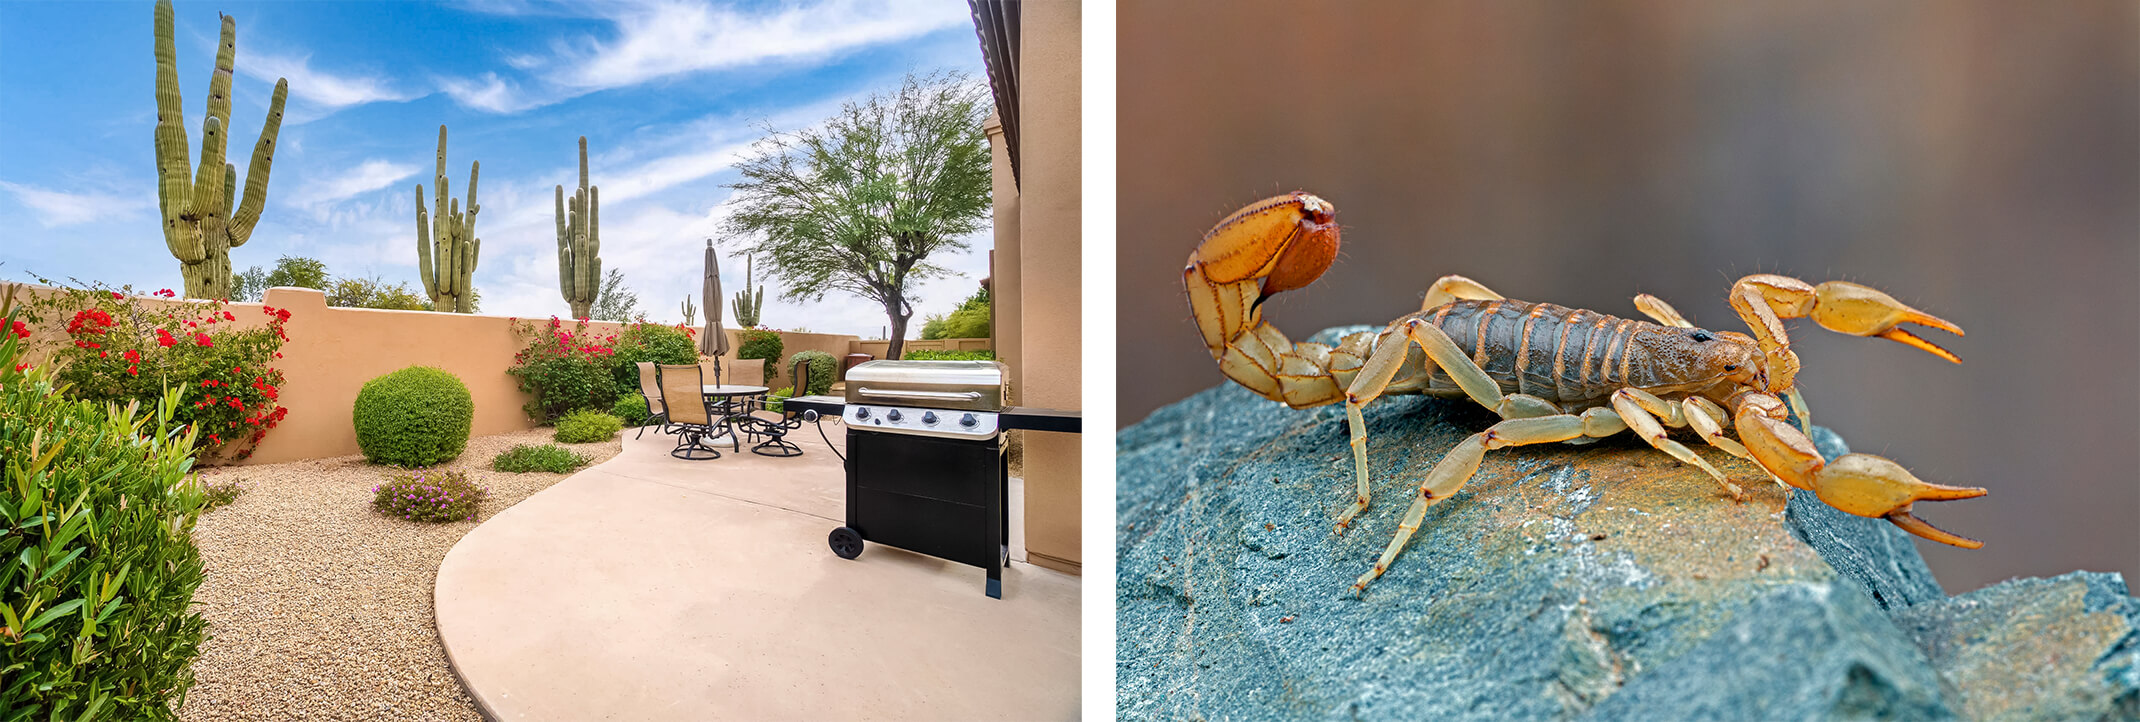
[735,356,812,457]
[633,362,668,439]
[655,363,721,460]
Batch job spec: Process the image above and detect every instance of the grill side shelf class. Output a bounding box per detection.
[1000,406,1081,434]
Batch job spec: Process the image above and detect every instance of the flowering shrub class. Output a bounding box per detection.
[201,477,247,512]
[607,321,700,398]
[371,468,488,523]
[736,326,784,383]
[508,316,618,423]
[16,281,291,462]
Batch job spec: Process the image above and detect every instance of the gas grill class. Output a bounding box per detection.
[784,359,1079,598]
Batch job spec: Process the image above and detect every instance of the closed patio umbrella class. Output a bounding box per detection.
[700,240,730,383]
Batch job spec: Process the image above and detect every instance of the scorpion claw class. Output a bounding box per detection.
[1809,281,1965,360]
[1876,327,1962,364]
[1811,453,1988,548]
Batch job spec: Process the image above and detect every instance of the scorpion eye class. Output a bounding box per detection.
[1689,330,1714,342]
[1724,364,1738,371]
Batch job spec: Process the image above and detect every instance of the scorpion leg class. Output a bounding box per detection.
[1633,293,1694,328]
[1399,317,1505,411]
[1336,326,1418,533]
[1611,389,1744,500]
[1727,274,1964,393]
[1681,397,1754,461]
[1354,414,1590,593]
[1420,274,1502,312]
[1735,401,1988,548]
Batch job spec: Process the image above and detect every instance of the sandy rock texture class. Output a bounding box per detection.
[178,429,620,721]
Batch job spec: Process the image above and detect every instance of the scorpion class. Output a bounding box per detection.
[1185,192,1988,593]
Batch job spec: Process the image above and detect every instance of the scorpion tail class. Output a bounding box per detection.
[1186,193,1351,409]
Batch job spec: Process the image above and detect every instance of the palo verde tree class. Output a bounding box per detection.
[719,70,990,360]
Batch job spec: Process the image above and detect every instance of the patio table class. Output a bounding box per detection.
[702,385,769,452]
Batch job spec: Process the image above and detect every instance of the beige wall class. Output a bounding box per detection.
[6,282,861,464]
[1013,0,1083,574]
[986,111,1024,405]
[848,337,993,359]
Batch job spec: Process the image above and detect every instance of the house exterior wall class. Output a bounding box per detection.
[1013,0,1083,574]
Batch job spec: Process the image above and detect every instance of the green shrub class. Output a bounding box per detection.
[492,444,589,473]
[554,409,624,443]
[610,394,653,426]
[1,301,208,719]
[789,350,837,396]
[607,321,699,399]
[921,286,991,339]
[507,317,619,423]
[201,478,246,512]
[736,328,784,383]
[353,366,474,467]
[764,386,794,413]
[372,468,488,522]
[902,349,995,361]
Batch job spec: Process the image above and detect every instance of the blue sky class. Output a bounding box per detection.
[0,0,991,337]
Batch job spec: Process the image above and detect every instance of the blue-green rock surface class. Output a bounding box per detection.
[1118,328,2139,721]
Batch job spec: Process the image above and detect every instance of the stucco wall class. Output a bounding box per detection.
[6,282,859,464]
[1014,0,1083,574]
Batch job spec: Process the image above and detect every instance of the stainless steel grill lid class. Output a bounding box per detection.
[844,360,1005,411]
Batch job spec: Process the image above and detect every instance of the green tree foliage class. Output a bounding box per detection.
[719,70,991,360]
[325,276,428,310]
[590,268,638,322]
[921,285,990,340]
[231,255,326,302]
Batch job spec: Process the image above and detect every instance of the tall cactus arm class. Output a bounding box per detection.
[578,136,589,194]
[458,235,480,313]
[222,161,237,221]
[152,0,192,225]
[416,184,436,300]
[555,184,573,300]
[188,116,227,224]
[443,197,461,297]
[204,13,236,130]
[227,78,284,246]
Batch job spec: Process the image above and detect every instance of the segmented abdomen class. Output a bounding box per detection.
[1416,299,1663,409]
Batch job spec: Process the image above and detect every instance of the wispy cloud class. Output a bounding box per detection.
[0,181,152,228]
[240,49,416,111]
[442,0,969,114]
[552,0,969,90]
[438,72,540,114]
[288,159,420,211]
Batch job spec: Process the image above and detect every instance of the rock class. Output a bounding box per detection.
[1891,572,2140,720]
[1117,327,2139,721]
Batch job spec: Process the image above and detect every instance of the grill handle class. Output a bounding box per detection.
[855,387,983,403]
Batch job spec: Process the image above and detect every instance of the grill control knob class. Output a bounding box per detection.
[922,411,938,425]
[959,413,978,428]
[853,407,870,420]
[887,409,902,422]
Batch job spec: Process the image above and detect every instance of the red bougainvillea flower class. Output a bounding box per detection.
[156,288,175,298]
[157,331,178,348]
[110,291,123,299]
[223,311,236,321]
[13,363,28,373]
[194,333,213,347]
[123,349,140,362]
[99,350,108,358]
[8,320,26,339]
[127,364,139,376]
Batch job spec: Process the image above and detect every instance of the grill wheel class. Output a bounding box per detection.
[829,527,865,559]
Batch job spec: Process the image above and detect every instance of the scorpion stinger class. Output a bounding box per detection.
[1186,192,1991,594]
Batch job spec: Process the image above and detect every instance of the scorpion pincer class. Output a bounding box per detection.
[1185,192,1988,594]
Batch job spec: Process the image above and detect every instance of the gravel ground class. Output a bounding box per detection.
[177,429,622,721]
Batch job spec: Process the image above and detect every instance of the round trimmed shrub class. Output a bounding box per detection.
[554,408,623,443]
[353,366,473,466]
[789,350,837,396]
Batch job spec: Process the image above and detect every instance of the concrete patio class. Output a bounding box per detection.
[433,417,1080,721]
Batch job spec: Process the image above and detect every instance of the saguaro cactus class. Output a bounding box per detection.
[416,126,480,313]
[680,294,697,327]
[732,256,764,327]
[153,0,287,301]
[555,136,601,319]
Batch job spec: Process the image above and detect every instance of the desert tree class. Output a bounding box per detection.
[718,70,990,360]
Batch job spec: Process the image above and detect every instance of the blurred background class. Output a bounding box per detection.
[1117,1,2137,593]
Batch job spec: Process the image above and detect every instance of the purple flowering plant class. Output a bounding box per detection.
[372,468,489,522]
